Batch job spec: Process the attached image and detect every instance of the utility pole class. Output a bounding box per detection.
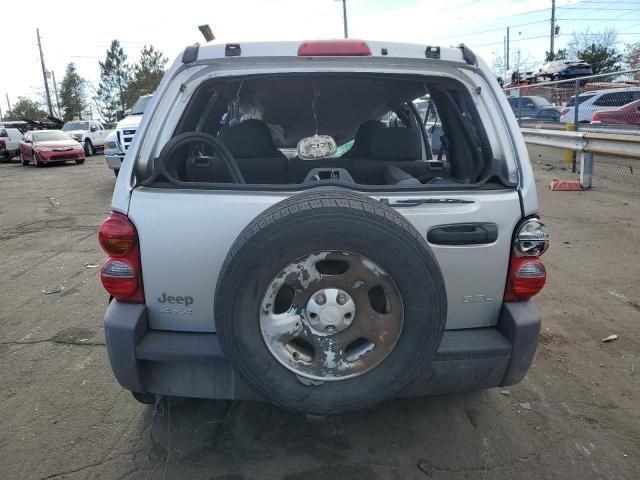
[550,0,556,59]
[6,93,11,112]
[51,70,61,118]
[0,103,3,122]
[506,27,510,71]
[335,0,349,38]
[36,28,54,117]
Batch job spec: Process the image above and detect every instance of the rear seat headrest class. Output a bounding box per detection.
[345,120,386,158]
[218,119,279,158]
[370,128,421,161]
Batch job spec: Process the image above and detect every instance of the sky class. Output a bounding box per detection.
[1,0,639,118]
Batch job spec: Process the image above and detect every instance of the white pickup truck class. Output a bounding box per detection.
[104,94,153,176]
[61,120,113,156]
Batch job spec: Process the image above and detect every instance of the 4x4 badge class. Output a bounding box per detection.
[161,307,193,315]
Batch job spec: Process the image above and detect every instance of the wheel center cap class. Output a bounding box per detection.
[322,306,340,324]
[306,288,356,334]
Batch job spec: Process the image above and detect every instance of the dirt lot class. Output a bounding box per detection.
[1,149,638,480]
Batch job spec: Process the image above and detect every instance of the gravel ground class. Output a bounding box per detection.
[0,149,638,480]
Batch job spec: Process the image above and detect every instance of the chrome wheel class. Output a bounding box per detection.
[260,251,403,382]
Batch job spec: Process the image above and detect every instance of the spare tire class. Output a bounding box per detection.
[215,189,446,414]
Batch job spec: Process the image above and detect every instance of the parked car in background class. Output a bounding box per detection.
[507,96,561,122]
[61,120,113,156]
[0,121,30,133]
[591,99,640,125]
[106,94,153,176]
[505,69,537,86]
[0,127,24,161]
[19,130,85,167]
[536,60,592,81]
[560,87,640,123]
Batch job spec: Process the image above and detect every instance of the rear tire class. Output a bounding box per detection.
[215,189,447,414]
[552,74,561,82]
[75,159,85,164]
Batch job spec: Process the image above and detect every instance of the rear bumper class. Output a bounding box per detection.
[104,301,540,401]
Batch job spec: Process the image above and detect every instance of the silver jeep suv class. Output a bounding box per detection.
[100,39,549,414]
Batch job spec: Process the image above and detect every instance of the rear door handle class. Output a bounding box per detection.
[428,223,498,245]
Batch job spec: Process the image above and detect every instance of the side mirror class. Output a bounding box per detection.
[24,138,32,143]
[116,110,125,121]
[90,126,98,132]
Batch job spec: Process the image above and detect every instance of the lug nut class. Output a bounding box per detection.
[336,292,347,305]
[315,293,326,305]
[326,325,336,333]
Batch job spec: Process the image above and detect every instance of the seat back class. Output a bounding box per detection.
[185,120,288,184]
[351,127,425,184]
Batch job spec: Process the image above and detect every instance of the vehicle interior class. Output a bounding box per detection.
[144,73,510,190]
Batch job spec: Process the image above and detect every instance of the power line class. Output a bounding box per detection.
[557,7,640,11]
[435,19,551,41]
[558,18,640,22]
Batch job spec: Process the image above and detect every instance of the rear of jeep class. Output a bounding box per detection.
[100,40,549,414]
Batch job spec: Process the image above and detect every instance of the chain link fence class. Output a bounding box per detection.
[504,69,640,186]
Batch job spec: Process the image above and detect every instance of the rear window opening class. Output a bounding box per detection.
[143,73,512,191]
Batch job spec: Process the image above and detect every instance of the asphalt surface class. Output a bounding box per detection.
[1,150,638,480]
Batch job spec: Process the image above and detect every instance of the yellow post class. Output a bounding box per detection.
[564,122,575,164]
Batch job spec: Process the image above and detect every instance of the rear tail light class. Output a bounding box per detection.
[560,108,569,116]
[99,213,136,255]
[0,140,6,149]
[297,40,371,57]
[504,218,549,302]
[591,112,601,123]
[98,212,144,303]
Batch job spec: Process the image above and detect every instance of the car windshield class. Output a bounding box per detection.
[62,122,89,131]
[129,96,151,115]
[33,131,73,142]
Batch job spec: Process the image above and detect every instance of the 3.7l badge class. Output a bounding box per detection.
[463,294,494,303]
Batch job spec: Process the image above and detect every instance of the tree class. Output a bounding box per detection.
[124,45,168,107]
[576,44,622,75]
[625,43,640,76]
[544,49,567,62]
[59,63,87,121]
[4,97,48,121]
[95,40,132,122]
[567,27,622,74]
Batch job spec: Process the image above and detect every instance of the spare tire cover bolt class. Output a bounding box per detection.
[326,325,336,333]
[315,293,327,305]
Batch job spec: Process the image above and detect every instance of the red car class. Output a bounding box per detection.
[591,99,640,125]
[19,130,85,167]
